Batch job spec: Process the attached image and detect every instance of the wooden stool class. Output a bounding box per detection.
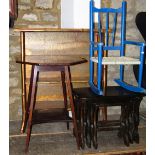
[16,56,87,152]
[74,86,145,149]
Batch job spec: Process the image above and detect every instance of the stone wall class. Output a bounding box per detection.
[9,0,146,120]
[16,0,60,28]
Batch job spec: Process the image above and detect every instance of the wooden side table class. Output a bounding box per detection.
[74,86,145,149]
[16,56,87,152]
[14,28,90,134]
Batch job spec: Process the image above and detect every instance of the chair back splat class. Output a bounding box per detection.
[89,0,146,95]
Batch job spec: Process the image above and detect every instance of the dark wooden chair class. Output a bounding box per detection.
[74,86,145,149]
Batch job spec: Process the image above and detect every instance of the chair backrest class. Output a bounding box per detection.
[89,0,127,95]
[89,0,127,55]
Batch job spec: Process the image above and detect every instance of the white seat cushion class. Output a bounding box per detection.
[90,56,140,65]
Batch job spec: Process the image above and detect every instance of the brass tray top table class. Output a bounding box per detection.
[16,55,87,152]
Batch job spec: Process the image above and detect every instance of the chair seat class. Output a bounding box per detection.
[91,56,140,65]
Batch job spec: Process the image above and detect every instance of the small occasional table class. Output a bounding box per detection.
[16,56,87,152]
[14,28,90,134]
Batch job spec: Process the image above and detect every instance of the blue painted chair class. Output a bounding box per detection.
[89,0,146,95]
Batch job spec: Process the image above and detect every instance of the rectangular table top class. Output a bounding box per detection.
[16,55,88,66]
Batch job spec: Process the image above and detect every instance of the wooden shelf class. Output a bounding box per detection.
[35,101,65,109]
[32,108,71,125]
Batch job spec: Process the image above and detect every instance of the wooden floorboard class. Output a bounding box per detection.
[10,120,145,155]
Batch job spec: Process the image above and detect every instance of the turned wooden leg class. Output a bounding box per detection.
[132,97,142,144]
[128,100,135,144]
[25,65,39,153]
[92,104,99,149]
[124,104,130,146]
[80,101,85,149]
[118,104,130,146]
[83,101,87,147]
[86,102,91,148]
[61,71,69,130]
[65,66,80,149]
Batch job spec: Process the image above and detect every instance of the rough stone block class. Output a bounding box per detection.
[9,102,22,120]
[11,88,22,96]
[9,29,20,37]
[9,46,20,54]
[9,64,17,72]
[35,0,53,9]
[136,0,146,13]
[126,28,141,41]
[9,96,21,105]
[9,78,19,87]
[42,13,58,22]
[22,13,38,21]
[18,4,31,10]
[20,0,31,4]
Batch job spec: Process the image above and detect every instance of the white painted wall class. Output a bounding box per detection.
[61,0,100,28]
[61,0,74,28]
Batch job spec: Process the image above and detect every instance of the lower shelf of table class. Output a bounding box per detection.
[32,108,72,125]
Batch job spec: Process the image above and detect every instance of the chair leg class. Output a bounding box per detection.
[61,71,69,130]
[25,65,39,153]
[65,66,81,149]
[138,63,144,88]
[120,65,124,81]
[138,46,145,88]
[97,43,103,93]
